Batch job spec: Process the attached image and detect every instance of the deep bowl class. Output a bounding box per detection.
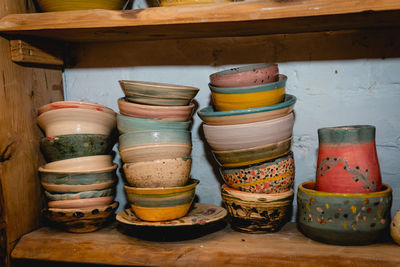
[203,112,294,151]
[209,74,287,111]
[124,178,199,221]
[220,151,294,193]
[119,80,199,106]
[197,94,296,126]
[43,155,113,171]
[297,181,392,245]
[35,0,127,11]
[221,185,293,233]
[119,130,191,150]
[120,144,192,163]
[38,101,115,116]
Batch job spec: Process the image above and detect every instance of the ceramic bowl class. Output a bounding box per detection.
[203,112,294,151]
[212,138,292,167]
[47,196,115,209]
[43,155,113,171]
[124,178,199,221]
[43,201,119,233]
[391,210,400,245]
[197,94,296,126]
[37,108,116,137]
[120,144,192,163]
[117,113,191,134]
[119,130,191,150]
[210,63,279,88]
[39,164,117,185]
[38,101,115,116]
[221,185,294,233]
[45,187,115,201]
[119,80,199,106]
[35,0,127,11]
[297,181,392,245]
[41,179,116,193]
[123,157,192,187]
[220,152,294,193]
[40,134,116,162]
[209,74,287,111]
[118,98,194,122]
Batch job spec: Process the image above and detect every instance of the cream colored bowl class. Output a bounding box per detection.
[119,144,192,163]
[43,155,113,171]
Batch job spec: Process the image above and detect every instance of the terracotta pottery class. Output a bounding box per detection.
[38,101,115,116]
[221,185,293,233]
[120,144,192,163]
[44,187,115,201]
[220,152,294,193]
[41,179,116,193]
[35,0,127,11]
[297,181,392,245]
[210,63,279,88]
[391,210,400,245]
[123,157,192,188]
[43,202,119,233]
[43,155,113,171]
[316,125,382,193]
[47,196,114,209]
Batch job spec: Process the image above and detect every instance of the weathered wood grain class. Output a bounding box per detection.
[10,40,63,66]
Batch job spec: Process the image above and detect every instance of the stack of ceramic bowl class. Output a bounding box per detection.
[297,125,393,245]
[117,80,200,221]
[198,64,296,233]
[37,101,119,233]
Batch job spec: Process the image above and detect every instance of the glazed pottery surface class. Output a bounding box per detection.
[119,130,191,150]
[198,94,296,125]
[220,152,294,193]
[45,187,115,201]
[36,0,126,11]
[47,196,114,209]
[41,179,116,192]
[43,155,113,171]
[124,178,199,221]
[119,80,199,106]
[117,113,191,134]
[37,108,116,137]
[213,138,292,167]
[118,98,194,121]
[316,125,382,193]
[209,74,286,111]
[43,201,119,233]
[40,134,116,162]
[203,112,294,151]
[38,101,115,116]
[390,210,400,245]
[123,157,192,187]
[297,181,392,245]
[210,63,279,88]
[120,144,192,163]
[221,185,293,233]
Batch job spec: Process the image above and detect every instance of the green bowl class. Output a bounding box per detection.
[119,130,191,150]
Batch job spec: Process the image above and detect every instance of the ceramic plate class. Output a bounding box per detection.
[116,203,227,227]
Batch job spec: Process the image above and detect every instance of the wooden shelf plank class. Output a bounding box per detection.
[11,223,400,266]
[0,0,400,42]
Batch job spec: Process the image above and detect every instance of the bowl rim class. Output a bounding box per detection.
[39,163,118,174]
[221,184,294,200]
[124,178,199,193]
[210,63,277,79]
[47,201,119,213]
[117,113,192,125]
[38,101,116,116]
[123,157,192,168]
[118,97,195,110]
[212,137,292,154]
[119,80,200,92]
[220,151,293,170]
[43,155,113,169]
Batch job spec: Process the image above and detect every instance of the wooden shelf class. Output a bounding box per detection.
[11,223,400,266]
[0,0,400,42]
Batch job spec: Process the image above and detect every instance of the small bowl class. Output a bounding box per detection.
[47,196,115,209]
[119,80,199,106]
[40,134,116,162]
[41,179,116,193]
[43,155,113,171]
[120,144,192,163]
[117,113,191,134]
[220,152,294,193]
[38,101,115,116]
[44,187,115,201]
[123,157,192,187]
[197,94,296,126]
[209,74,287,111]
[210,63,279,88]
[35,0,127,11]
[203,112,294,151]
[37,108,116,137]
[118,98,194,122]
[43,201,119,233]
[124,178,199,221]
[119,130,191,150]
[212,138,292,167]
[221,185,293,233]
[297,181,392,245]
[391,210,400,245]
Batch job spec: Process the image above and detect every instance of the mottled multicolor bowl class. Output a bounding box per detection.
[43,155,113,171]
[44,187,115,201]
[40,134,116,162]
[124,178,199,221]
[391,210,400,245]
[209,74,287,111]
[36,0,126,11]
[221,185,293,233]
[198,94,296,126]
[297,181,392,245]
[119,80,199,106]
[220,152,294,193]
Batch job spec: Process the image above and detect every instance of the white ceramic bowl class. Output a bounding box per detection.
[43,155,113,171]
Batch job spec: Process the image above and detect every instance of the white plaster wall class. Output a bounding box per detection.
[64,59,400,217]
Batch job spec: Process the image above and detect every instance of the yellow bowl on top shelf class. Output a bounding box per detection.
[35,0,127,12]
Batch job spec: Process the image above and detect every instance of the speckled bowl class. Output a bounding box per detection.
[297,181,392,245]
[221,185,294,233]
[44,187,115,201]
[220,152,294,193]
[391,210,400,245]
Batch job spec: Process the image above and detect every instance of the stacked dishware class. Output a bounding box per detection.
[198,63,296,233]
[297,125,393,245]
[37,101,119,233]
[117,80,200,221]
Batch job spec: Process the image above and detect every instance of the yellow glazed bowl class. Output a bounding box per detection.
[35,0,127,12]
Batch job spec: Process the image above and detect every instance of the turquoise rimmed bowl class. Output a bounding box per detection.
[119,130,191,150]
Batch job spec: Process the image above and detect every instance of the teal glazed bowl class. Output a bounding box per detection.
[117,113,191,134]
[119,130,191,150]
[297,181,392,245]
[40,134,116,162]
